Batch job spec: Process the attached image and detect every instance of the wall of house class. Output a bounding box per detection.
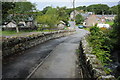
[2,30,75,59]
[86,15,99,26]
[6,22,16,28]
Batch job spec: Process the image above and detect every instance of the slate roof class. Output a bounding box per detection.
[96,15,116,18]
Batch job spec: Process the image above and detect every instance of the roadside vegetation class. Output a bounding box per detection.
[87,27,112,65]
[106,21,114,26]
[75,14,84,25]
[87,4,120,78]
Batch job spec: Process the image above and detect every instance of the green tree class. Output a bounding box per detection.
[57,7,69,26]
[112,4,120,50]
[75,14,84,25]
[109,5,119,14]
[36,7,59,30]
[2,2,15,23]
[66,8,74,15]
[8,2,36,33]
[76,6,87,12]
[42,6,52,14]
[87,4,109,14]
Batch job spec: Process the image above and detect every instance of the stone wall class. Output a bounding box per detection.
[77,36,115,80]
[2,30,75,58]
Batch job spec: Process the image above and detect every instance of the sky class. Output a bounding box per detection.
[27,0,120,10]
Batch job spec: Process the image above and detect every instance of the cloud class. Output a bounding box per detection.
[27,0,119,2]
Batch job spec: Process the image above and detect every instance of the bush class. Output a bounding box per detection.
[75,14,84,25]
[88,26,112,64]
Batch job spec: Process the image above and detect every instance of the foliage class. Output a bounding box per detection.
[2,2,15,23]
[36,7,59,30]
[76,6,87,12]
[42,6,52,14]
[75,14,84,25]
[8,2,36,21]
[111,4,120,50]
[88,26,113,64]
[75,4,119,15]
[87,4,109,14]
[57,7,69,26]
[109,5,119,14]
[7,2,37,33]
[66,8,74,15]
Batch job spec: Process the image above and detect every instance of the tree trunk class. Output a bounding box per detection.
[16,26,19,33]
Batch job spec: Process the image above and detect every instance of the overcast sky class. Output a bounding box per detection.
[27,0,119,10]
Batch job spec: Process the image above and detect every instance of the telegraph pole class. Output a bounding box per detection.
[73,0,75,29]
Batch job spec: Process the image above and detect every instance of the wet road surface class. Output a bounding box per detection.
[3,29,89,78]
[30,29,89,78]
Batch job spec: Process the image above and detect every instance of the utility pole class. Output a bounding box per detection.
[73,0,75,29]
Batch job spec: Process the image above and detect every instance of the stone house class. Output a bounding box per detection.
[18,21,26,27]
[2,20,36,28]
[96,15,116,21]
[5,21,17,28]
[83,14,106,27]
[57,21,66,30]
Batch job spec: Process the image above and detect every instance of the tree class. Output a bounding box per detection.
[109,5,119,15]
[2,2,15,23]
[87,4,109,15]
[76,6,87,12]
[36,7,59,30]
[66,8,74,15]
[8,2,37,33]
[42,6,52,14]
[75,14,84,25]
[57,7,69,26]
[112,4,120,50]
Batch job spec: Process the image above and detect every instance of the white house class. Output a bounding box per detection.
[18,21,26,27]
[57,21,66,30]
[6,21,17,28]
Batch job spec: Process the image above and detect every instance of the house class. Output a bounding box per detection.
[5,21,17,28]
[70,11,94,20]
[104,15,116,21]
[96,15,116,21]
[25,20,37,28]
[80,13,89,19]
[83,14,106,27]
[57,21,66,30]
[18,21,26,27]
[2,20,36,28]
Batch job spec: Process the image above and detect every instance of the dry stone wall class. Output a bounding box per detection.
[2,30,75,58]
[77,36,115,80]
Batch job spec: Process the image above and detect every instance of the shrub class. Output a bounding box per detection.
[88,26,113,64]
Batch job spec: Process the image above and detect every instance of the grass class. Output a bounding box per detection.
[83,28,90,31]
[1,29,59,36]
[106,21,114,26]
[2,30,31,36]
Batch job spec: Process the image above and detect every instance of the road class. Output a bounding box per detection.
[30,29,89,78]
[3,21,90,78]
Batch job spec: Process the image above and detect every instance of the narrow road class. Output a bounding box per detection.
[30,29,89,78]
[3,29,89,78]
